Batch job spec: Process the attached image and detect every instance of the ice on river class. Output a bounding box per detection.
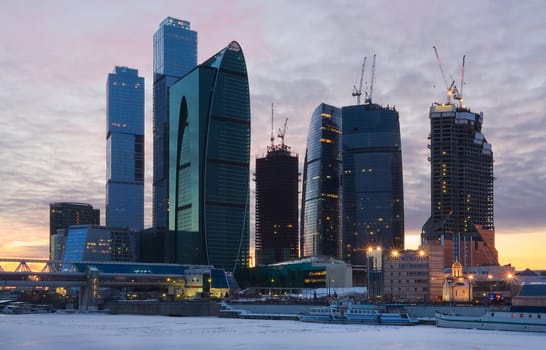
[0,313,544,350]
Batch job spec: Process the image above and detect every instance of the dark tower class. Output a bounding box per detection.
[422,103,498,267]
[255,112,299,266]
[341,103,404,266]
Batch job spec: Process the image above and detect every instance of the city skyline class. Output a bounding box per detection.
[1,1,545,269]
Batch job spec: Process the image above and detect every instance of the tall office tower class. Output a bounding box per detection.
[168,41,250,272]
[300,103,342,259]
[153,17,197,230]
[49,202,100,259]
[422,103,498,267]
[255,130,299,266]
[106,66,144,231]
[341,103,404,266]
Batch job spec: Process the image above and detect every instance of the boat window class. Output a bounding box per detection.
[491,313,494,317]
[511,313,515,318]
[520,314,524,318]
[529,314,532,318]
[538,314,542,319]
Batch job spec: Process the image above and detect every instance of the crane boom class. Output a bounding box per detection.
[278,117,288,147]
[365,54,376,104]
[270,103,275,147]
[352,57,367,104]
[433,46,449,93]
[459,55,466,103]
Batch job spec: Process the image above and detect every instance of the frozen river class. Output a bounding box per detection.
[0,313,544,349]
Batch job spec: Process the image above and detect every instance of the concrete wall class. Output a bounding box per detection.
[107,300,219,316]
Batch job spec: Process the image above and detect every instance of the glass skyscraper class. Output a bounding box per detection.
[49,202,100,260]
[341,104,404,266]
[422,104,497,267]
[300,103,342,259]
[168,41,250,272]
[63,225,136,263]
[153,17,197,230]
[106,66,144,230]
[255,143,299,266]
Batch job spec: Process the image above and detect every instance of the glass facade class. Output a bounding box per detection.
[255,146,299,266]
[63,225,136,263]
[153,17,198,230]
[300,103,342,259]
[49,202,100,259]
[106,66,144,230]
[341,104,404,266]
[168,41,250,273]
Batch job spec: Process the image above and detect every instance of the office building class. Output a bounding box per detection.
[49,202,100,259]
[422,104,498,267]
[168,41,250,272]
[341,103,404,266]
[383,248,430,303]
[300,103,342,259]
[63,225,136,262]
[106,66,144,230]
[153,17,198,230]
[255,135,299,266]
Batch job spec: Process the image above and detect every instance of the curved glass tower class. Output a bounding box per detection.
[168,41,250,272]
[300,103,342,259]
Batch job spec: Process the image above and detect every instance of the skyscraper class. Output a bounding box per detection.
[422,103,498,267]
[341,103,404,266]
[255,130,299,266]
[106,66,144,231]
[49,202,100,259]
[152,17,197,230]
[300,103,342,259]
[168,41,250,272]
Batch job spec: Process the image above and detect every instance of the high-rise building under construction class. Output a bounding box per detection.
[422,103,498,267]
[255,118,299,266]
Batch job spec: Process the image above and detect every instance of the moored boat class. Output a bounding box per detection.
[436,308,546,332]
[298,299,417,325]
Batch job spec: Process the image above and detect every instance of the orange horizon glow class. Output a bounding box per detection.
[1,222,545,272]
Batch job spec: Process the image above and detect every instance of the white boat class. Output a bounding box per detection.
[2,302,32,314]
[436,309,546,332]
[299,300,417,325]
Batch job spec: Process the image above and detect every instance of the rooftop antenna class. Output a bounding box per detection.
[352,56,367,104]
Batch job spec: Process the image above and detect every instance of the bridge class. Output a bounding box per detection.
[0,258,232,311]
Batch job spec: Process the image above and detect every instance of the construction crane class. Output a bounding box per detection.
[365,54,376,104]
[270,102,275,147]
[454,55,466,108]
[433,46,456,105]
[352,56,367,104]
[277,117,288,147]
[433,46,467,107]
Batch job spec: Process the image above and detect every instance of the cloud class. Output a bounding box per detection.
[1,0,545,267]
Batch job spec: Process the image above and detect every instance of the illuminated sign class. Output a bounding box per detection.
[304,269,326,288]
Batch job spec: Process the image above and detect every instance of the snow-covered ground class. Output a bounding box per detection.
[0,313,544,350]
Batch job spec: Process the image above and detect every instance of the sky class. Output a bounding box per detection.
[2,314,546,350]
[0,0,545,270]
